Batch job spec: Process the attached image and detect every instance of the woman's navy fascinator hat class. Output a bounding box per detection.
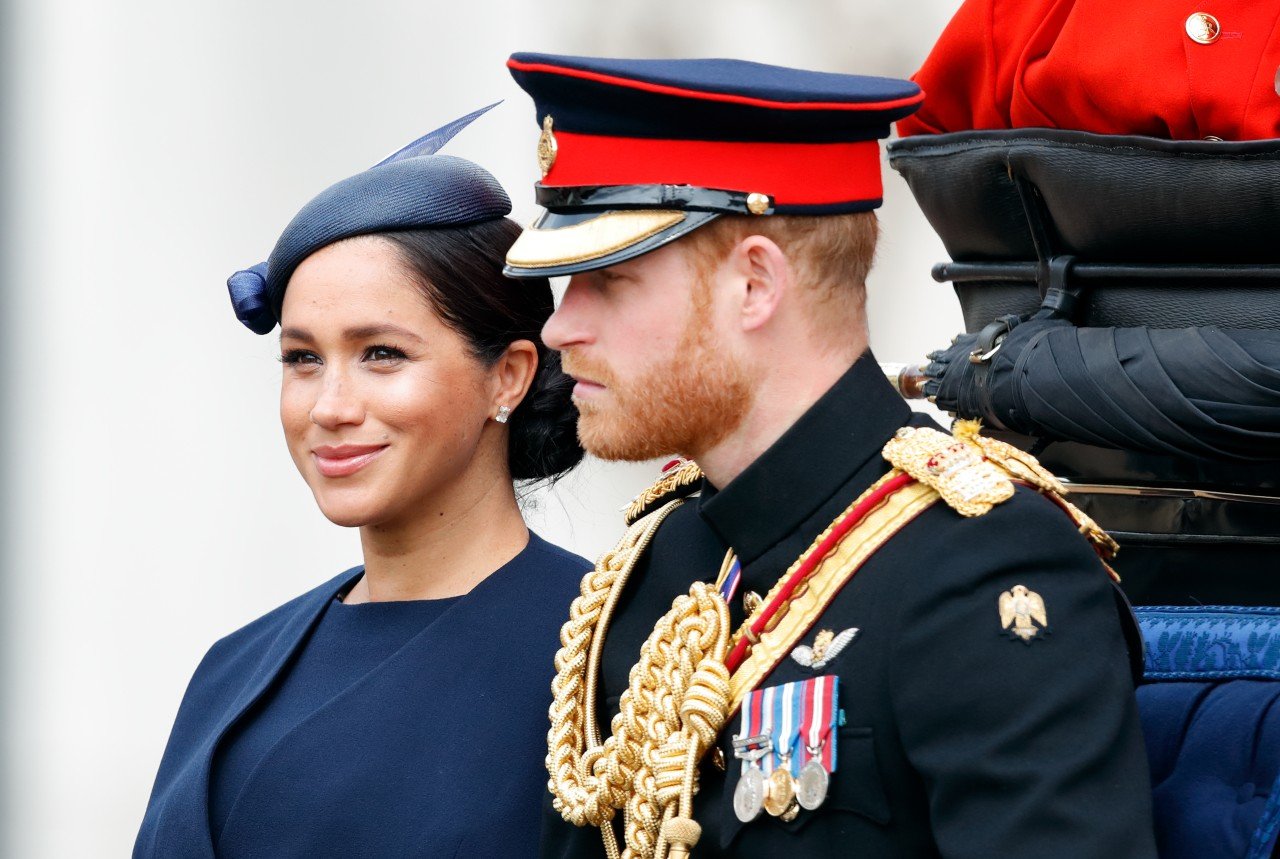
[227,103,511,334]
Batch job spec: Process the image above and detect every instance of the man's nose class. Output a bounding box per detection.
[541,276,593,351]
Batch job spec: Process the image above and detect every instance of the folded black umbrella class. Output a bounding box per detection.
[925,318,1280,461]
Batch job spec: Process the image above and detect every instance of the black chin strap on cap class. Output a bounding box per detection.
[536,183,775,216]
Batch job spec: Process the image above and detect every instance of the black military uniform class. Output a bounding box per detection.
[500,53,1157,858]
[542,354,1155,857]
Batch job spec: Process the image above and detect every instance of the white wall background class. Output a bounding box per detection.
[1,2,962,855]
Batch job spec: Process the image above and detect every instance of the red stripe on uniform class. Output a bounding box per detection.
[507,59,926,113]
[727,473,917,673]
[544,132,883,207]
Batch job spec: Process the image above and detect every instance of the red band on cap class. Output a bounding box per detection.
[544,132,883,207]
[508,58,926,113]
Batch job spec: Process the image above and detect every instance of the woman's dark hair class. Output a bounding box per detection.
[381,219,584,482]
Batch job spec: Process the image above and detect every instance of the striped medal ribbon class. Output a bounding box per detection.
[796,675,840,810]
[731,681,772,822]
[762,682,804,817]
[714,551,742,605]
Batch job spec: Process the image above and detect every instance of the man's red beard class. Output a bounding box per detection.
[562,298,754,462]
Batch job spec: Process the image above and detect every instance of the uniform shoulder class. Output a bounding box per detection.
[894,482,1111,603]
[881,421,1115,579]
[624,459,704,525]
[923,479,1091,538]
[882,420,1069,517]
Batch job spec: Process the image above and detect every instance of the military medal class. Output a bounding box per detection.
[735,684,781,824]
[797,675,840,810]
[732,681,773,824]
[766,679,803,818]
[733,765,766,822]
[763,766,796,816]
[796,760,829,810]
[731,728,772,823]
[740,676,841,823]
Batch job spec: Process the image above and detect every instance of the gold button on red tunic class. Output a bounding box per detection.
[1185,12,1221,45]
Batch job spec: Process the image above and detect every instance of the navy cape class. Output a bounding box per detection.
[135,533,587,858]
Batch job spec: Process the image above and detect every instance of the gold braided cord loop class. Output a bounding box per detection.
[547,504,732,859]
[952,419,1067,495]
[618,585,730,857]
[547,508,673,829]
[624,460,704,525]
[951,420,1120,560]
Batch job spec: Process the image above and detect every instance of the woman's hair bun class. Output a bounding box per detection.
[508,349,584,482]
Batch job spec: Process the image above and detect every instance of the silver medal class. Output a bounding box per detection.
[796,759,830,810]
[733,766,766,822]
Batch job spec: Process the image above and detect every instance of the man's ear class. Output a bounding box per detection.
[730,234,792,333]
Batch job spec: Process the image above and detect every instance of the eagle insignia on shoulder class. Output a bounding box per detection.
[999,584,1049,643]
[791,627,859,669]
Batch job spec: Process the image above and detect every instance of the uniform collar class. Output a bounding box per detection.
[698,350,910,566]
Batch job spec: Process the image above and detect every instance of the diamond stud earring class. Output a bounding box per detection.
[495,405,512,424]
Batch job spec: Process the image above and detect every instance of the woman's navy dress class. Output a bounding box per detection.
[135,533,588,858]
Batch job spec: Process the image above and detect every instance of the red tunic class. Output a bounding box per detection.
[899,0,1280,141]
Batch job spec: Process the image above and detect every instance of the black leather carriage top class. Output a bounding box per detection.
[888,129,1280,330]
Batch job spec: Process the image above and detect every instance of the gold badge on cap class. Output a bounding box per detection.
[537,114,558,177]
[999,584,1048,643]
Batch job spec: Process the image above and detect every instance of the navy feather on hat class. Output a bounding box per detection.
[227,103,510,335]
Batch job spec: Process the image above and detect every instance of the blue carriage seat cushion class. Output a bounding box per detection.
[1136,606,1280,859]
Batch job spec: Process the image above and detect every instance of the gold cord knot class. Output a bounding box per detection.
[547,510,733,859]
[660,817,702,858]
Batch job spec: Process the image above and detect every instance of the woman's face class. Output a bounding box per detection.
[278,236,501,529]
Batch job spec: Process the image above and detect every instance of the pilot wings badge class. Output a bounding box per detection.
[791,628,859,670]
[999,585,1048,643]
